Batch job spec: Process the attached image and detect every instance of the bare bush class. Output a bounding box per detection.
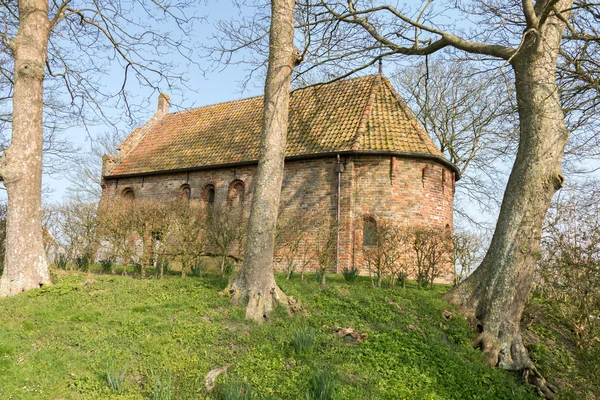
[363,221,406,288]
[203,204,246,276]
[452,231,484,286]
[49,200,99,267]
[537,186,600,347]
[412,228,452,290]
[275,211,316,280]
[314,222,338,285]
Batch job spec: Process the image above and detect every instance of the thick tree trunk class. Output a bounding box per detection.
[444,9,570,398]
[223,0,301,322]
[0,0,52,297]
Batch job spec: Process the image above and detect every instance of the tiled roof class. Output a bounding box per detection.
[108,74,448,177]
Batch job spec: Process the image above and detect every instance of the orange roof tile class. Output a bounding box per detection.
[108,75,451,177]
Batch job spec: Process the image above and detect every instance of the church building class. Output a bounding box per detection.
[100,74,458,276]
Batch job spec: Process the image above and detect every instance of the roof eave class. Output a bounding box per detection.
[105,150,461,181]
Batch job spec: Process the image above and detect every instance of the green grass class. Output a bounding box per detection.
[0,270,539,399]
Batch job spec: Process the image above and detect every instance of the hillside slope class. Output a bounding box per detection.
[0,272,544,399]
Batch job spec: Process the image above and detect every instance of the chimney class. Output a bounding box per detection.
[157,93,170,116]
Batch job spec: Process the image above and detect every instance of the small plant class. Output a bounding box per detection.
[105,359,128,394]
[55,254,68,270]
[313,271,323,283]
[100,258,114,274]
[133,263,143,276]
[75,256,89,272]
[190,259,202,277]
[293,327,315,356]
[224,259,235,276]
[396,271,408,288]
[152,370,172,400]
[342,266,359,282]
[306,369,337,400]
[222,381,255,400]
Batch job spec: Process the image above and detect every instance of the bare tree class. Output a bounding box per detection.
[393,60,519,221]
[0,0,197,296]
[223,0,302,322]
[66,130,125,202]
[451,230,485,285]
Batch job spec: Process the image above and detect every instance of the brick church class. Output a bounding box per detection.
[100,74,458,275]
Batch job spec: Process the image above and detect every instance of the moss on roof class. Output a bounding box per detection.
[108,74,447,177]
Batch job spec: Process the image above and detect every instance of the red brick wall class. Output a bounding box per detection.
[101,155,454,279]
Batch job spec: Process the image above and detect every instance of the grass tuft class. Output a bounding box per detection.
[306,369,337,400]
[105,358,128,394]
[152,369,172,400]
[341,266,359,282]
[292,327,315,356]
[222,381,255,400]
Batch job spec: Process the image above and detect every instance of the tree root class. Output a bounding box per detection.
[524,367,557,399]
[472,329,557,398]
[221,278,301,323]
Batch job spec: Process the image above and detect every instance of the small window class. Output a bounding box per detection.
[121,188,135,200]
[202,184,216,205]
[227,180,245,207]
[363,217,377,246]
[179,184,191,200]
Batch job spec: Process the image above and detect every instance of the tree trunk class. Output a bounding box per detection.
[443,10,570,398]
[223,0,301,322]
[0,0,52,297]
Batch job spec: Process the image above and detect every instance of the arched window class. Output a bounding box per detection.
[227,180,245,207]
[201,184,216,205]
[121,188,135,201]
[363,217,377,246]
[179,184,191,200]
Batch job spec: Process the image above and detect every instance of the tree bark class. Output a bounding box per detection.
[223,0,301,322]
[443,6,571,398]
[0,0,52,297]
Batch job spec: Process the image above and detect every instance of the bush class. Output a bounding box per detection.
[190,259,203,277]
[155,258,170,278]
[99,258,114,274]
[306,369,337,400]
[341,266,359,282]
[313,271,324,283]
[75,256,89,272]
[292,327,315,356]
[55,254,68,270]
[133,263,143,276]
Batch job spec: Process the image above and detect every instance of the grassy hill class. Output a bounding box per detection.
[0,269,576,399]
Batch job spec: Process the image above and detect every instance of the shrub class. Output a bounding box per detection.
[341,266,359,282]
[313,271,324,283]
[292,327,315,356]
[133,263,143,276]
[99,258,114,274]
[306,369,337,400]
[55,254,68,270]
[190,259,203,277]
[75,256,89,272]
[105,359,127,394]
[155,258,170,278]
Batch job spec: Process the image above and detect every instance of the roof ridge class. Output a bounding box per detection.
[379,76,442,157]
[351,75,381,150]
[167,74,380,117]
